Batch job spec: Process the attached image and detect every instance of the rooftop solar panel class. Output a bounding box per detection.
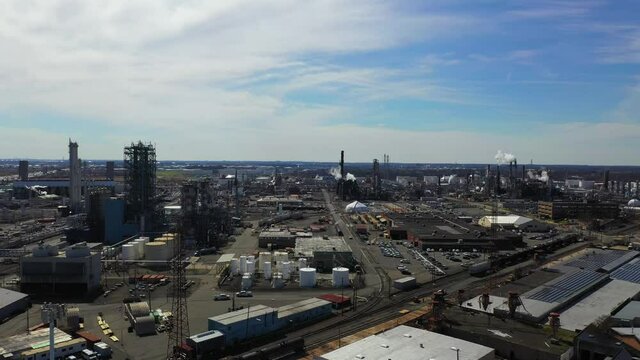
[525,270,608,303]
[611,263,640,284]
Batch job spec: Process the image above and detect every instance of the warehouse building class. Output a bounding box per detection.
[318,325,494,360]
[0,288,30,321]
[208,298,333,345]
[538,200,620,220]
[186,330,225,359]
[478,215,551,232]
[0,327,86,360]
[20,242,101,296]
[258,229,301,248]
[208,305,278,345]
[294,237,356,272]
[256,196,303,208]
[390,214,524,250]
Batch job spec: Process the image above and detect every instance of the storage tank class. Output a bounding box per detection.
[298,258,307,270]
[132,240,145,259]
[145,242,169,262]
[258,252,272,270]
[230,258,240,276]
[248,255,255,264]
[263,262,272,279]
[246,261,255,274]
[281,261,291,280]
[274,251,288,263]
[122,244,136,261]
[299,267,317,288]
[138,236,150,243]
[239,256,247,274]
[271,273,284,289]
[332,267,349,288]
[241,273,252,290]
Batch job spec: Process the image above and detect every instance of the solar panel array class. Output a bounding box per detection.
[611,261,640,284]
[526,270,607,303]
[565,251,625,270]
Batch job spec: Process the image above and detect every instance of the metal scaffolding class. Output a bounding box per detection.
[124,141,157,231]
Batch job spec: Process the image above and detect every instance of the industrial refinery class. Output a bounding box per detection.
[1,144,640,360]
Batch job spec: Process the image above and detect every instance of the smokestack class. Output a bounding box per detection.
[18,160,29,181]
[106,161,115,180]
[69,140,81,213]
[509,161,513,179]
[522,165,525,181]
[603,170,609,190]
[340,150,345,179]
[496,165,501,193]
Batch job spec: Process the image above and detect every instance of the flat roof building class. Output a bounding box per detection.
[20,242,101,296]
[318,325,494,360]
[478,215,550,232]
[294,237,355,272]
[538,200,620,220]
[0,287,30,321]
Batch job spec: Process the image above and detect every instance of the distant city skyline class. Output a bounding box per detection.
[1,1,640,165]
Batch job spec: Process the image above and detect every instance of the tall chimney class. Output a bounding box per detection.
[522,165,526,181]
[603,170,610,190]
[340,150,345,180]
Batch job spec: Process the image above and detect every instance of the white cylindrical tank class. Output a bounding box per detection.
[299,267,317,288]
[145,242,169,261]
[241,274,252,290]
[298,258,307,270]
[246,261,255,274]
[122,244,136,261]
[230,258,240,276]
[248,255,255,264]
[239,256,247,274]
[332,267,350,288]
[263,262,272,279]
[271,273,284,288]
[281,261,291,280]
[133,240,145,259]
[258,252,272,270]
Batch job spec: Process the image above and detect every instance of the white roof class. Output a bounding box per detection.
[345,201,368,212]
[482,215,532,226]
[319,325,494,360]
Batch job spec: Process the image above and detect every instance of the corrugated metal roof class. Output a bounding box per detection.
[278,298,331,318]
[208,305,275,325]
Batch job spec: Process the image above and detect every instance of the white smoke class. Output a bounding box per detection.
[494,150,517,165]
[345,173,356,181]
[527,170,549,182]
[329,167,342,180]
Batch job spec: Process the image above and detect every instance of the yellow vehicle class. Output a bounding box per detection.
[399,309,410,314]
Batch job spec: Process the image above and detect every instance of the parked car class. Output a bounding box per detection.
[214,294,231,301]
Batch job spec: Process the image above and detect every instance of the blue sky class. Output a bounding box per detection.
[0,0,639,164]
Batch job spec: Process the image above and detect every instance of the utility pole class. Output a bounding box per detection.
[167,233,190,360]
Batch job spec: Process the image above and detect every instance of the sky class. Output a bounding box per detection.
[1,0,640,165]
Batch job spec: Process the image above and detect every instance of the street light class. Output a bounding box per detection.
[450,347,460,360]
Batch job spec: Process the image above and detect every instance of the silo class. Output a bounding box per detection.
[241,273,252,290]
[332,267,349,288]
[132,240,145,259]
[263,262,272,279]
[281,261,292,280]
[122,244,136,261]
[230,258,240,276]
[138,236,150,243]
[298,258,307,270]
[258,252,272,270]
[246,261,255,274]
[272,273,284,288]
[145,242,169,262]
[299,267,317,288]
[239,256,247,274]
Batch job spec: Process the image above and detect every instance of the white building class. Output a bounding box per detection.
[396,176,418,186]
[423,175,439,185]
[20,242,101,295]
[478,215,550,232]
[318,325,494,360]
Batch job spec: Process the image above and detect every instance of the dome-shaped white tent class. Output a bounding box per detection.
[628,199,640,207]
[345,201,368,213]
